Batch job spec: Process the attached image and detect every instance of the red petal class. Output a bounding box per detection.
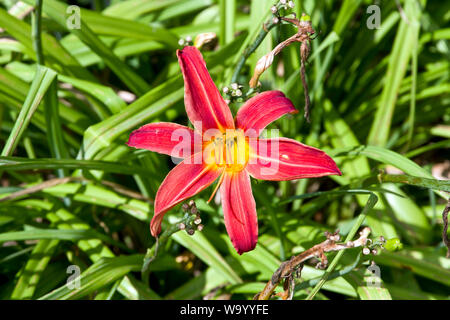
[177,46,234,133]
[220,171,258,255]
[127,122,201,158]
[151,155,222,236]
[235,91,297,134]
[246,137,341,181]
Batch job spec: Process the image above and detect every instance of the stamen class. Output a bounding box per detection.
[207,170,226,203]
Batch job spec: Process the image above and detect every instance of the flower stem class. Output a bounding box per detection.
[230,19,278,84]
[32,0,44,66]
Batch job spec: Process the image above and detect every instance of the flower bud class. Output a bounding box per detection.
[194,32,216,49]
[280,0,287,4]
[249,51,274,88]
[197,224,204,231]
[194,217,202,225]
[270,6,277,13]
[222,86,229,93]
[288,1,295,8]
[185,35,192,42]
[178,39,185,46]
[362,247,371,255]
[272,17,279,24]
[231,83,239,90]
[178,223,186,230]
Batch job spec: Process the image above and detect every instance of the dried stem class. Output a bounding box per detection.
[255,227,371,300]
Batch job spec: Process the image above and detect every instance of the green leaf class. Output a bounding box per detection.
[1,65,57,157]
[38,255,144,300]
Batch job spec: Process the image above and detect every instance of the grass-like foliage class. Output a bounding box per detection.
[0,0,449,300]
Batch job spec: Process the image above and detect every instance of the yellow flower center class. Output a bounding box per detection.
[205,129,250,173]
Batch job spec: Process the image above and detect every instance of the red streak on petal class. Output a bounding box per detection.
[235,91,297,134]
[177,46,234,133]
[220,171,258,255]
[247,137,341,181]
[151,154,221,236]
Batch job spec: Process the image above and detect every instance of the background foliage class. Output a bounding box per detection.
[0,0,449,300]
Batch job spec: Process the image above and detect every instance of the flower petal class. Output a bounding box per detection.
[177,46,234,133]
[220,171,258,254]
[151,154,222,236]
[235,91,297,134]
[246,137,341,181]
[127,122,201,158]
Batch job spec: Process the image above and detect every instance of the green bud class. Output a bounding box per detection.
[300,13,311,22]
[384,238,403,251]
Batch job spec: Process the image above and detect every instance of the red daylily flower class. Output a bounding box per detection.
[127,46,341,254]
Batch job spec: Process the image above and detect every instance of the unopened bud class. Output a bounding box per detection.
[185,35,192,42]
[249,51,274,88]
[235,89,242,97]
[197,224,204,231]
[362,247,371,255]
[194,32,216,49]
[182,203,190,212]
[178,39,185,46]
[188,200,195,207]
[270,6,277,13]
[230,83,239,90]
[280,0,287,4]
[179,223,186,230]
[194,217,202,225]
[187,229,195,236]
[272,17,279,24]
[222,86,229,93]
[371,249,378,255]
[288,1,295,8]
[190,206,198,215]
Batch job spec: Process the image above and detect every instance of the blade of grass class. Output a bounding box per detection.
[1,65,56,157]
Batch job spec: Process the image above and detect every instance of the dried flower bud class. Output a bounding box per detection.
[194,32,216,49]
[190,206,198,215]
[249,51,274,88]
[224,99,230,104]
[188,200,195,207]
[178,223,186,230]
[182,203,190,212]
[187,228,195,236]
